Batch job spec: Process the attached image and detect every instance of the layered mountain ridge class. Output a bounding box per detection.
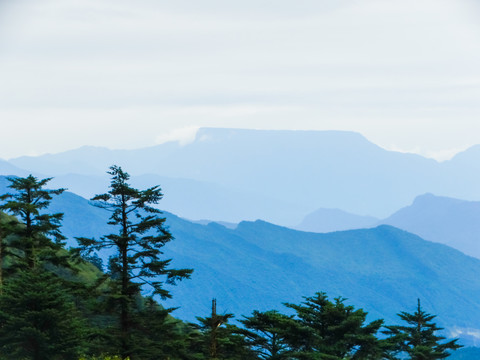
[0,128,462,220]
[1,176,480,346]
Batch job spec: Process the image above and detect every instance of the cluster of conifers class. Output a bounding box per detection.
[0,166,462,360]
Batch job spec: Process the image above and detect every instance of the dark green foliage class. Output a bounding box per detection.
[189,322,257,360]
[0,174,467,359]
[0,175,66,269]
[0,211,21,291]
[57,259,119,357]
[238,310,295,360]
[75,165,193,359]
[384,299,462,359]
[0,269,86,359]
[7,180,480,332]
[0,176,107,359]
[191,300,257,360]
[284,292,386,360]
[83,252,104,272]
[129,298,193,360]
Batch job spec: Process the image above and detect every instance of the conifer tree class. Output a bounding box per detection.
[238,310,295,360]
[192,299,257,360]
[0,211,19,292]
[0,176,91,359]
[384,299,462,359]
[129,297,192,360]
[284,292,385,360]
[0,213,5,291]
[76,165,193,359]
[0,269,86,359]
[0,175,66,269]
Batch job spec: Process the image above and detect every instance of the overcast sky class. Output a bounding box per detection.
[1,0,480,160]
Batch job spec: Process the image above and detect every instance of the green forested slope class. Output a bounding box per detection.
[2,175,480,347]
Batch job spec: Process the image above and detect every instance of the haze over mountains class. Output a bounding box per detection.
[6,127,480,224]
[296,194,480,260]
[295,208,379,233]
[0,159,29,177]
[3,127,480,351]
[380,193,480,259]
[2,128,480,259]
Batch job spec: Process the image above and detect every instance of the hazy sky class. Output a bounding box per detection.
[1,0,480,160]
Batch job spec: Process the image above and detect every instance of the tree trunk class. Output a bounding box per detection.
[121,194,130,360]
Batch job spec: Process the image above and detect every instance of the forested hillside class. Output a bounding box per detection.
[0,170,474,359]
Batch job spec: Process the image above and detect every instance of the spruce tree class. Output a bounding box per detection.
[0,269,86,359]
[238,310,295,360]
[129,297,192,360]
[0,175,66,269]
[0,176,90,359]
[284,292,385,360]
[384,299,462,359]
[192,299,257,360]
[76,165,193,359]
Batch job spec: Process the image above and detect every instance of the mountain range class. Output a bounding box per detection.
[42,201,480,347]
[2,175,480,347]
[5,127,480,224]
[380,193,480,259]
[293,193,480,260]
[3,129,480,352]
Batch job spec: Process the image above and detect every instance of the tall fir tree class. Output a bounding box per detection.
[384,299,462,360]
[0,175,66,269]
[76,165,193,359]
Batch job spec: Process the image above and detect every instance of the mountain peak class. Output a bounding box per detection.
[412,193,467,206]
[381,193,480,259]
[449,144,480,163]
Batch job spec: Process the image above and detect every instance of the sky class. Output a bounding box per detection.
[1,0,480,160]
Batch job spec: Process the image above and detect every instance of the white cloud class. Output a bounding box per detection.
[1,0,480,158]
[155,127,199,146]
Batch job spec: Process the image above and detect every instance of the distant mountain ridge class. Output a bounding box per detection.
[380,193,480,259]
[0,159,29,177]
[2,128,443,218]
[4,127,480,226]
[296,193,480,260]
[295,208,378,233]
